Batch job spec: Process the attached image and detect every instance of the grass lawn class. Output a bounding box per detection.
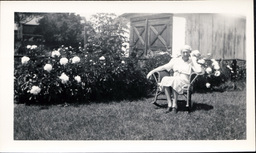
[14,90,246,140]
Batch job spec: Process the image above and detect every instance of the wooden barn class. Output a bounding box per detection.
[122,13,246,60]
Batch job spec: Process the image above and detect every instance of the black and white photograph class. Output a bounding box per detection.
[0,0,255,152]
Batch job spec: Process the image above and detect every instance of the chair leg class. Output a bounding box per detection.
[152,89,160,104]
[186,90,192,112]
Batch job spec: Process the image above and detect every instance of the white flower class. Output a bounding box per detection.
[51,50,61,57]
[30,86,41,95]
[212,61,220,70]
[206,83,211,88]
[21,56,30,64]
[43,64,53,72]
[65,47,68,50]
[71,56,81,64]
[213,64,220,70]
[59,73,69,84]
[31,45,37,49]
[191,50,201,57]
[227,65,232,70]
[26,45,32,49]
[197,59,205,65]
[214,70,221,77]
[60,57,68,65]
[74,75,81,83]
[205,67,212,74]
[211,59,216,62]
[85,54,88,58]
[99,56,105,60]
[121,60,125,64]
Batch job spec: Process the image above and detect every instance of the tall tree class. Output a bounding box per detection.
[35,13,84,48]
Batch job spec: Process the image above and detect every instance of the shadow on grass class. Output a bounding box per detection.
[153,100,214,112]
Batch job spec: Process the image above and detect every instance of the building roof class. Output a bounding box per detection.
[22,16,43,25]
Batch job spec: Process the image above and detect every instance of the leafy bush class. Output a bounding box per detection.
[14,13,152,105]
[14,45,152,104]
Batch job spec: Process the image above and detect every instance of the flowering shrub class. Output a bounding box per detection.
[192,53,225,92]
[14,13,153,104]
[14,44,151,104]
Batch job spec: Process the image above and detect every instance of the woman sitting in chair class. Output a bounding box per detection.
[146,45,203,114]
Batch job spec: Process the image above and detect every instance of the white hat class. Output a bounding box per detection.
[180,45,192,52]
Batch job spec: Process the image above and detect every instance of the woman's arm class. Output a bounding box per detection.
[146,61,173,79]
[191,56,203,73]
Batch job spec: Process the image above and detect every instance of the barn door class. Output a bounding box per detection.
[129,16,172,58]
[130,20,147,58]
[148,18,172,52]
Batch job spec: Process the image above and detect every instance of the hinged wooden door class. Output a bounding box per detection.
[148,17,172,52]
[129,15,172,58]
[130,20,147,58]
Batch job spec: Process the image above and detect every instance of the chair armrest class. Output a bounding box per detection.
[152,70,170,83]
[189,71,205,85]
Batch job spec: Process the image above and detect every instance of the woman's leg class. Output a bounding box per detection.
[164,87,172,110]
[164,87,172,108]
[172,89,178,113]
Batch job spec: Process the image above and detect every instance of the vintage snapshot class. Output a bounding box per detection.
[0,0,255,152]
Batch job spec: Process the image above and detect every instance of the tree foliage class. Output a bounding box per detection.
[35,13,84,49]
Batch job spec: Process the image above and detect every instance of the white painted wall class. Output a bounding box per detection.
[172,16,186,57]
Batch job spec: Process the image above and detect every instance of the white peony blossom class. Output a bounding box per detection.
[30,86,41,95]
[26,45,32,49]
[227,65,232,69]
[51,50,61,57]
[212,61,220,70]
[191,50,201,57]
[43,64,53,72]
[206,83,211,88]
[21,56,30,64]
[213,64,220,70]
[60,57,68,65]
[211,59,216,62]
[214,70,221,77]
[71,56,81,64]
[74,75,81,83]
[59,73,69,84]
[205,67,212,74]
[31,45,37,49]
[99,56,105,60]
[197,59,205,65]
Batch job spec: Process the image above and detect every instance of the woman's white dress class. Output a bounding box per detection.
[159,57,200,94]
